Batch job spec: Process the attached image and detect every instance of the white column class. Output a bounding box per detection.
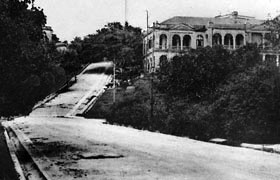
[276,55,279,67]
[262,33,265,49]
[243,32,246,45]
[170,34,173,49]
[233,35,236,49]
[180,35,184,50]
[167,33,170,50]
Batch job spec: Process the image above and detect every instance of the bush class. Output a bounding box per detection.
[107,97,149,129]
[106,45,280,144]
[212,64,280,143]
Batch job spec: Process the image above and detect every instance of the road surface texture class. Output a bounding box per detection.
[3,62,280,180]
[4,116,280,180]
[29,62,112,117]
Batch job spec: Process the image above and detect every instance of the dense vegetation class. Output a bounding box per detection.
[69,22,143,80]
[0,0,68,116]
[107,44,280,143]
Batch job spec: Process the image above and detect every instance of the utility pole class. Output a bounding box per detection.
[146,10,149,31]
[113,57,116,103]
[145,10,149,73]
[150,22,155,122]
[124,0,128,27]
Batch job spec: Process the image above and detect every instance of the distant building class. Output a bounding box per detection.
[43,26,53,42]
[143,11,279,73]
[55,42,68,53]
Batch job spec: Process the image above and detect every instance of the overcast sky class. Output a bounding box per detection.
[35,0,280,41]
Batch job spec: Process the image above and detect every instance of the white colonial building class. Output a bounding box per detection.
[143,11,280,73]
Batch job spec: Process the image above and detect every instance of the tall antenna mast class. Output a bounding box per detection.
[125,0,128,26]
[146,10,149,30]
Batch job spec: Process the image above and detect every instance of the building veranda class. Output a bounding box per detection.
[143,11,280,73]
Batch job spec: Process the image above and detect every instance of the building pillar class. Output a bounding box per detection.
[222,35,225,46]
[209,28,213,47]
[262,54,266,61]
[180,35,184,50]
[247,32,252,44]
[243,32,246,45]
[233,35,236,50]
[167,33,171,50]
[170,34,173,49]
[277,55,279,67]
[262,33,265,49]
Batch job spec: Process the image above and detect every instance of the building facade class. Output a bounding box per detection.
[43,26,53,42]
[143,11,280,73]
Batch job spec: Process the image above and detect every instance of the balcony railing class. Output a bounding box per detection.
[154,45,191,51]
[172,46,181,50]
[159,45,168,50]
[235,45,244,49]
[224,45,234,49]
[183,46,190,50]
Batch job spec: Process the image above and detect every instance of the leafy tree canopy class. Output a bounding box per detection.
[76,22,143,70]
[0,0,66,116]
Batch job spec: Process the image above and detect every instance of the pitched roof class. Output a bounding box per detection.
[161,15,264,26]
[249,24,271,31]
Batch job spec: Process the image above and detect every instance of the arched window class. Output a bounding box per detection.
[159,55,168,65]
[172,35,181,50]
[236,34,244,49]
[224,34,233,49]
[146,59,150,71]
[148,39,152,49]
[183,35,191,49]
[213,33,222,45]
[159,34,168,49]
[196,35,204,48]
[159,55,168,71]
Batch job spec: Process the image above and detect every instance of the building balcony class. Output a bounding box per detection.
[172,46,181,50]
[183,46,191,50]
[159,45,168,50]
[224,45,234,49]
[235,45,243,49]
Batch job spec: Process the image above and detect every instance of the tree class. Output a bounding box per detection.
[158,46,233,100]
[0,0,66,116]
[211,64,280,143]
[75,22,143,79]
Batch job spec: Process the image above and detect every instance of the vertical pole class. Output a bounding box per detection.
[276,55,279,67]
[150,22,155,122]
[113,58,116,103]
[125,0,127,25]
[146,10,149,31]
[146,10,149,73]
[150,72,153,122]
[152,22,155,71]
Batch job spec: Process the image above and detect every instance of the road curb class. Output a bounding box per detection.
[4,129,26,180]
[4,124,65,180]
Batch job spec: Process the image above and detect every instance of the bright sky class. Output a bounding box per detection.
[35,0,280,41]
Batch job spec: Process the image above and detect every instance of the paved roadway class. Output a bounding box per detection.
[5,116,280,180]
[29,62,112,117]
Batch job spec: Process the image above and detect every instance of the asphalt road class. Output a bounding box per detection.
[7,117,280,180]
